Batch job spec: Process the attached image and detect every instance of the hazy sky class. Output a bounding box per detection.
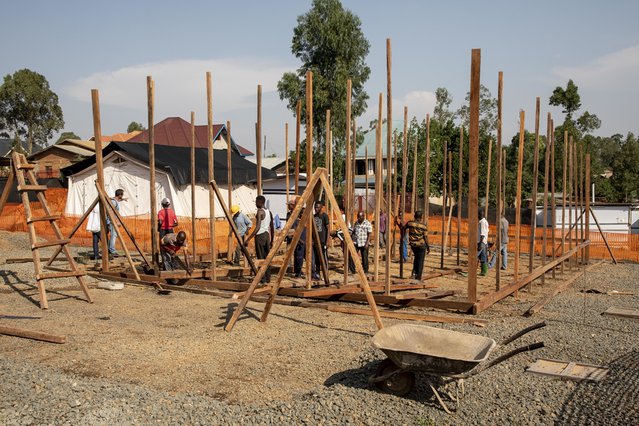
[2,0,638,156]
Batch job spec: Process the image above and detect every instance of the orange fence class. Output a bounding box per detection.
[0,188,637,262]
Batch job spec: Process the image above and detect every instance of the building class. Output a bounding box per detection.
[354,120,403,184]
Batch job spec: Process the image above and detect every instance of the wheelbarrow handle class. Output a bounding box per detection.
[500,322,546,346]
[454,342,545,379]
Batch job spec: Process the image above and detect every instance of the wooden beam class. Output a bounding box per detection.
[473,242,588,313]
[400,106,408,278]
[424,114,431,223]
[561,131,568,274]
[589,207,617,264]
[191,112,197,261]
[0,168,14,218]
[412,135,418,213]
[457,125,463,266]
[440,140,448,269]
[386,38,393,295]
[496,71,503,289]
[515,110,525,282]
[467,49,481,303]
[147,77,158,272]
[257,84,262,195]
[540,113,552,285]
[226,121,233,263]
[345,78,352,289]
[374,93,383,282]
[529,99,541,278]
[306,71,314,289]
[484,138,493,220]
[295,100,301,195]
[91,89,109,273]
[0,325,66,344]
[206,72,216,280]
[550,119,557,278]
[285,123,290,205]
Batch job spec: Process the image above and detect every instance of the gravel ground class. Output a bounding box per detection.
[0,230,638,425]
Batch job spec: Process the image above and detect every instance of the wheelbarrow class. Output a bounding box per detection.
[368,322,546,413]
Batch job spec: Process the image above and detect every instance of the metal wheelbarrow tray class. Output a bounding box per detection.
[369,322,546,412]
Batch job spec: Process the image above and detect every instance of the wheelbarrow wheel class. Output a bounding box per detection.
[374,358,415,396]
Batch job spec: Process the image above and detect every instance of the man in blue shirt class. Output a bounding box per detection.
[231,205,252,266]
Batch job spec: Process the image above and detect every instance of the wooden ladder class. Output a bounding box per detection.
[10,152,93,309]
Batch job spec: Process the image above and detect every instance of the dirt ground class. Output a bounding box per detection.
[0,230,614,406]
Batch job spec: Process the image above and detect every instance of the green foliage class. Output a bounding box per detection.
[55,131,80,144]
[278,0,370,182]
[0,69,64,154]
[433,87,455,125]
[576,111,601,134]
[457,84,498,136]
[549,79,581,120]
[127,121,145,133]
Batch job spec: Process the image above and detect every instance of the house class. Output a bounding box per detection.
[62,142,276,219]
[126,117,254,157]
[27,138,109,179]
[353,120,403,186]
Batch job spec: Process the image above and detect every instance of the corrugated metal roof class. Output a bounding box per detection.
[355,120,404,159]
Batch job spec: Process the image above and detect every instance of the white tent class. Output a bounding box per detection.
[65,150,257,218]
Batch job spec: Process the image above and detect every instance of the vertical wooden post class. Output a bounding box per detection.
[446,153,453,255]
[400,106,408,278]
[579,144,584,264]
[91,89,109,272]
[495,71,503,289]
[206,72,217,280]
[295,100,301,195]
[484,139,493,220]
[424,114,431,223]
[285,123,290,205]
[550,119,557,278]
[540,113,551,285]
[227,121,233,263]
[365,146,369,215]
[467,49,481,303]
[385,38,392,295]
[344,78,352,287]
[352,120,357,225]
[191,112,197,261]
[147,76,159,271]
[412,136,418,213]
[306,71,314,288]
[585,153,591,263]
[440,140,447,269]
[457,126,463,266]
[561,131,568,273]
[256,85,263,196]
[529,98,541,275]
[568,136,573,270]
[514,110,525,283]
[374,93,383,282]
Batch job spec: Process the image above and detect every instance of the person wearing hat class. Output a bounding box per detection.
[158,197,178,238]
[231,204,252,265]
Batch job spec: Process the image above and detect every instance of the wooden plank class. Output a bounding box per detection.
[0,167,15,217]
[0,326,66,344]
[17,184,47,192]
[32,239,70,250]
[589,208,617,264]
[467,49,481,303]
[474,242,587,313]
[526,358,609,382]
[524,268,585,316]
[37,271,85,280]
[321,305,487,326]
[393,290,454,300]
[515,110,525,282]
[386,38,393,295]
[147,76,159,271]
[496,71,503,288]
[27,215,61,224]
[602,307,639,320]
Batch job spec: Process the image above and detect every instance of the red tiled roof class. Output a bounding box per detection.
[126,117,253,156]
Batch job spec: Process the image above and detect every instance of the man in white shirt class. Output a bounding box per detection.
[478,210,489,276]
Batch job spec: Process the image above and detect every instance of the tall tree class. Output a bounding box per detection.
[457,84,498,136]
[549,79,581,121]
[0,69,64,154]
[433,87,455,125]
[277,0,370,182]
[127,121,145,133]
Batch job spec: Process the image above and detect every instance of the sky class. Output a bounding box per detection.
[2,0,639,157]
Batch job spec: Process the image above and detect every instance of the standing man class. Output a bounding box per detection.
[86,203,101,261]
[158,197,178,238]
[245,195,274,283]
[405,210,430,280]
[285,198,296,247]
[350,211,372,273]
[108,189,125,258]
[231,205,252,266]
[394,212,409,262]
[478,210,489,276]
[379,208,387,248]
[312,200,329,279]
[500,213,509,270]
[287,204,306,278]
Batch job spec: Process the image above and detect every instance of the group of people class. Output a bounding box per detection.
[88,188,509,283]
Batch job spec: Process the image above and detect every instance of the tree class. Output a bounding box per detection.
[576,111,601,134]
[0,69,64,154]
[127,121,145,133]
[549,79,581,121]
[457,84,498,136]
[56,131,80,143]
[433,87,455,125]
[277,0,370,182]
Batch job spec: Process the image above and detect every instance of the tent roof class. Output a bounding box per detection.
[61,141,276,186]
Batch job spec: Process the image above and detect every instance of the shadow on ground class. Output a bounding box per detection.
[556,350,639,425]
